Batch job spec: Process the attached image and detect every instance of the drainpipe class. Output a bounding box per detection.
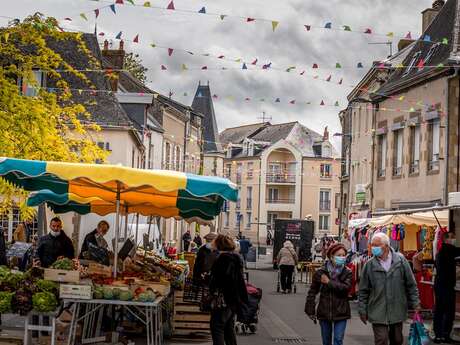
[300,157,304,219]
[445,67,460,203]
[257,157,262,248]
[183,111,189,172]
[370,102,377,215]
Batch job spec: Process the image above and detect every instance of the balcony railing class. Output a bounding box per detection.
[428,159,440,172]
[320,173,332,180]
[266,198,295,204]
[247,171,253,179]
[319,200,331,211]
[409,161,419,174]
[393,166,402,177]
[266,173,295,183]
[246,199,252,209]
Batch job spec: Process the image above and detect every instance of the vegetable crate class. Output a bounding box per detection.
[88,262,112,278]
[44,269,80,283]
[59,284,92,300]
[172,290,210,339]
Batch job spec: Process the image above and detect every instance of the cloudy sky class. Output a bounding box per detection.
[1,0,433,149]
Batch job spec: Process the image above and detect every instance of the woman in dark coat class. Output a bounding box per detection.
[305,243,352,345]
[209,234,248,345]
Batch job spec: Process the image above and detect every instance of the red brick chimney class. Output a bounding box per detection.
[102,40,125,91]
[422,0,444,32]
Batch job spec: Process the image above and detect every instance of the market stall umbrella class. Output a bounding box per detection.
[0,157,238,276]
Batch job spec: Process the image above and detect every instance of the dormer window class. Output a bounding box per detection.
[425,43,440,65]
[19,70,45,97]
[402,51,421,77]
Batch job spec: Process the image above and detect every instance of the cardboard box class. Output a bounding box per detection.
[138,281,171,296]
[88,262,112,277]
[44,268,80,283]
[59,284,92,300]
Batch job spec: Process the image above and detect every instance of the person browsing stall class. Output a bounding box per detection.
[79,220,110,262]
[35,217,75,268]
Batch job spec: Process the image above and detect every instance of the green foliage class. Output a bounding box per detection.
[0,292,13,313]
[124,52,148,84]
[51,258,74,270]
[0,13,108,217]
[32,291,58,312]
[36,279,58,293]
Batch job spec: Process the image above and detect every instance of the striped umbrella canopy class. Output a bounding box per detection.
[0,157,238,275]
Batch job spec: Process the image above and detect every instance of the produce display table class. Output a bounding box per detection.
[64,296,165,345]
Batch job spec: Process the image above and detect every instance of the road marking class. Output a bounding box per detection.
[259,302,303,340]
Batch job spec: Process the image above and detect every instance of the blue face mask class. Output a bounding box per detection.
[334,256,346,266]
[371,246,383,257]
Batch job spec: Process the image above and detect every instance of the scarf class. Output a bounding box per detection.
[326,260,343,280]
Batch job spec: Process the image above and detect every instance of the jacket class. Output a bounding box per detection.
[193,244,218,285]
[239,239,252,255]
[305,264,352,321]
[209,252,248,312]
[79,229,98,259]
[358,251,420,325]
[434,243,460,289]
[277,247,298,266]
[35,232,75,268]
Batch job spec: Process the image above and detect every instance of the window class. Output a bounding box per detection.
[175,146,181,171]
[319,215,330,231]
[165,142,171,169]
[392,129,403,176]
[409,125,421,174]
[246,186,252,209]
[428,119,441,171]
[236,163,243,184]
[148,137,154,169]
[377,135,387,177]
[320,164,332,178]
[335,193,341,209]
[236,212,242,228]
[319,189,331,211]
[403,51,421,76]
[19,70,45,97]
[268,188,279,202]
[224,212,230,227]
[344,147,350,177]
[225,164,232,178]
[247,162,254,179]
[236,187,241,209]
[246,212,252,229]
[267,212,278,231]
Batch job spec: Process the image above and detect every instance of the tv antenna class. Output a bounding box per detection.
[257,111,272,123]
[368,41,393,57]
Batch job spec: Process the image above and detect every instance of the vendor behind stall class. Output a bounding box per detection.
[34,217,75,268]
[79,220,110,263]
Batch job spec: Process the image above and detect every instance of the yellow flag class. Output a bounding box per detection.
[272,21,279,32]
[235,58,242,62]
[181,64,188,71]
[144,1,151,7]
[386,32,394,38]
[80,13,88,21]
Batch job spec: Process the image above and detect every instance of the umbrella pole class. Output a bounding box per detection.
[113,188,121,279]
[124,206,128,240]
[135,213,139,246]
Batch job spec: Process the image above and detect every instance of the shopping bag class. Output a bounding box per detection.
[408,313,430,345]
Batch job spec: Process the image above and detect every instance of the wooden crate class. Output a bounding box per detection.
[59,283,92,300]
[44,268,80,283]
[88,262,112,277]
[172,290,210,338]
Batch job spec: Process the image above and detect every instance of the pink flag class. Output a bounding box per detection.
[251,58,258,65]
[133,34,139,43]
[405,31,412,39]
[247,18,255,22]
[161,65,167,70]
[116,0,124,3]
[304,25,311,31]
[326,75,331,82]
[168,48,174,56]
[364,28,372,34]
[202,66,208,70]
[167,1,175,10]
[94,9,100,18]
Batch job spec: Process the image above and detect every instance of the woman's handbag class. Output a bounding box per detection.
[200,286,227,312]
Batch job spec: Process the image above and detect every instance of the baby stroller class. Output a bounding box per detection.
[276,267,297,293]
[235,283,262,334]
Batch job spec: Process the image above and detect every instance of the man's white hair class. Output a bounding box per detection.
[371,232,390,246]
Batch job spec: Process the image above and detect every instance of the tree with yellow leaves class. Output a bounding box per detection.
[0,14,107,217]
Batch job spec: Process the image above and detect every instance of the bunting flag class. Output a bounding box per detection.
[405,31,412,39]
[300,71,305,75]
[286,66,296,72]
[64,18,72,21]
[161,65,167,70]
[199,7,206,14]
[80,13,88,21]
[242,63,248,69]
[213,94,218,99]
[339,78,343,85]
[218,55,225,59]
[110,4,116,14]
[262,62,271,69]
[312,63,319,68]
[98,32,105,36]
[116,0,124,4]
[272,21,279,32]
[220,15,226,20]
[357,62,364,68]
[442,38,449,45]
[167,1,175,10]
[398,96,405,101]
[324,22,332,29]
[364,28,372,34]
[290,100,296,104]
[235,58,242,62]
[387,32,394,38]
[115,31,122,39]
[247,18,255,22]
[245,98,250,101]
[304,25,311,31]
[201,66,208,70]
[181,64,188,70]
[334,101,340,106]
[417,58,425,70]
[144,2,151,7]
[168,48,174,56]
[336,63,342,68]
[326,75,332,82]
[320,100,325,106]
[150,43,156,48]
[94,9,100,18]
[437,63,445,68]
[275,98,280,102]
[127,0,135,4]
[343,25,351,31]
[251,59,258,65]
[133,34,139,43]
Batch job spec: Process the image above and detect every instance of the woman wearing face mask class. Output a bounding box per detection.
[305,243,352,345]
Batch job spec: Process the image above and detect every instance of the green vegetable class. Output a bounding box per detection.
[36,279,58,293]
[51,258,74,270]
[137,291,155,302]
[32,292,58,312]
[93,287,104,299]
[3,272,24,290]
[103,287,113,300]
[0,292,13,313]
[119,290,133,301]
[112,288,122,299]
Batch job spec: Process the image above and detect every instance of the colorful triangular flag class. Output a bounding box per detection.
[423,35,431,42]
[94,9,100,18]
[312,63,319,68]
[334,101,340,107]
[218,55,225,59]
[110,4,116,14]
[64,18,72,21]
[235,58,242,62]
[286,66,296,72]
[326,75,332,82]
[161,65,167,70]
[357,62,364,68]
[168,48,174,56]
[116,0,124,4]
[247,18,255,22]
[398,96,405,101]
[144,2,151,6]
[364,28,372,34]
[304,25,311,31]
[198,7,206,14]
[181,64,188,71]
[80,13,88,20]
[126,0,135,4]
[167,1,175,10]
[201,66,208,70]
[275,98,280,102]
[133,34,139,43]
[437,63,445,68]
[386,32,394,38]
[324,22,332,29]
[251,59,258,65]
[343,25,351,31]
[213,94,218,99]
[417,58,425,69]
[262,62,272,69]
[300,71,305,75]
[98,32,105,36]
[335,63,342,68]
[442,38,449,45]
[272,21,279,32]
[405,31,412,39]
[290,100,296,104]
[115,31,122,39]
[245,98,251,101]
[150,43,156,48]
[338,78,343,85]
[220,15,226,20]
[242,63,248,70]
[320,100,325,106]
